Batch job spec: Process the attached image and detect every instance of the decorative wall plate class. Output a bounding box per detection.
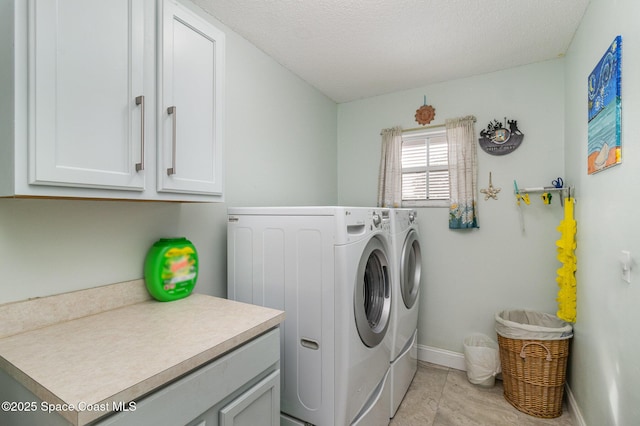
[478,118,524,155]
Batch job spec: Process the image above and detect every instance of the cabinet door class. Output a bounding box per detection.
[219,371,280,426]
[29,0,147,190]
[158,0,225,196]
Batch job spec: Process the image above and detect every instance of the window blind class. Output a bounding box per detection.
[401,131,449,203]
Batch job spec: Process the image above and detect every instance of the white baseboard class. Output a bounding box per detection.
[417,344,466,371]
[565,384,586,426]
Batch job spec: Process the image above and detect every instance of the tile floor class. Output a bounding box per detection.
[390,361,574,426]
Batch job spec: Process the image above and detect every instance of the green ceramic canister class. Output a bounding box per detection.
[144,238,198,301]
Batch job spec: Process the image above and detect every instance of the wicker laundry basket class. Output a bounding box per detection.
[495,310,573,419]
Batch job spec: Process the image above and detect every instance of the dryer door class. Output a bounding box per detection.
[400,229,422,309]
[354,236,392,348]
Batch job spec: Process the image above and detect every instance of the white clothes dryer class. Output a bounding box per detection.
[227,206,393,426]
[389,208,422,418]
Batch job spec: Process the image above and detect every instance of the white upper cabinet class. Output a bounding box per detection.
[158,0,225,196]
[1,0,225,201]
[30,0,147,191]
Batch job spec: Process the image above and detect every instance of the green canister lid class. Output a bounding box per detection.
[144,237,198,302]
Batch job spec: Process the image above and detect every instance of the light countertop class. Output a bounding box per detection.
[0,281,284,425]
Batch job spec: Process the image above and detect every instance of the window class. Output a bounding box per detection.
[401,128,449,207]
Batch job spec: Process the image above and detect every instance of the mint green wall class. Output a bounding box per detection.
[3,1,638,423]
[564,0,640,424]
[337,60,566,354]
[337,1,640,423]
[0,3,337,304]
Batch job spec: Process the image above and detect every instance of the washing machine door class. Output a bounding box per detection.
[400,229,421,309]
[354,235,392,348]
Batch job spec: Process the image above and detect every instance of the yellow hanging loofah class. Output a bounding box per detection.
[556,197,577,322]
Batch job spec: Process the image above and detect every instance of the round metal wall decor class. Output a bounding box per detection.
[478,118,524,155]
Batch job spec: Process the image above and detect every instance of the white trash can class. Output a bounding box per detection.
[463,333,501,388]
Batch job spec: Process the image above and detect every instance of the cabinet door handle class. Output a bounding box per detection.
[135,96,145,172]
[167,106,177,176]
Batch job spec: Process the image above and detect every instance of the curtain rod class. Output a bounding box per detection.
[402,123,445,133]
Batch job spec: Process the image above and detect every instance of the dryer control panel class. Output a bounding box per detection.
[337,208,391,245]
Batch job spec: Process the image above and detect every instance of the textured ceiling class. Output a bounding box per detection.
[193,0,590,103]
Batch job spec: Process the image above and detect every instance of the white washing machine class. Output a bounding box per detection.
[227,206,393,426]
[389,208,422,418]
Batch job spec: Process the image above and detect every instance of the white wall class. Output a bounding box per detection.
[564,0,640,424]
[0,2,337,305]
[338,60,566,353]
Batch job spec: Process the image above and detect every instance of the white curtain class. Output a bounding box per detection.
[446,116,479,229]
[377,126,403,208]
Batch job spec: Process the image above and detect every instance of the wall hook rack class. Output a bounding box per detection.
[513,180,575,206]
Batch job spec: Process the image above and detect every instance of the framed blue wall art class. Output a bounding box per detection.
[587,35,622,175]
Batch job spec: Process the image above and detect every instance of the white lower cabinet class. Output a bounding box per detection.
[98,329,280,426]
[0,329,280,426]
[0,0,224,202]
